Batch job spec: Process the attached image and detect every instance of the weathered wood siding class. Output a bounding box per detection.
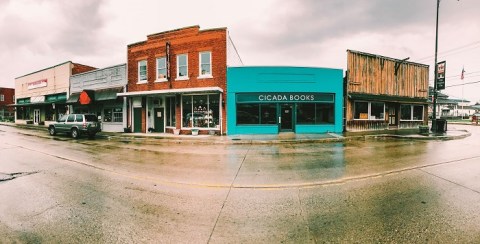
[347,50,429,98]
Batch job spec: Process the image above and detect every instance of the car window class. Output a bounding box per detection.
[75,114,83,122]
[67,115,75,122]
[58,115,68,122]
[85,115,98,122]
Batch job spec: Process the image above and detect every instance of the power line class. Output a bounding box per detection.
[415,40,480,62]
[446,80,480,88]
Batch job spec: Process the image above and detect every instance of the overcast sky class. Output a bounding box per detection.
[1,0,479,102]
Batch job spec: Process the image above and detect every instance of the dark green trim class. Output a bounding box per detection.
[348,93,427,104]
[236,92,334,103]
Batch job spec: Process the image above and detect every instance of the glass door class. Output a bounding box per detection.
[34,109,40,125]
[280,104,294,132]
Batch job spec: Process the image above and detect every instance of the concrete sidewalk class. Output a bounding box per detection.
[0,122,471,144]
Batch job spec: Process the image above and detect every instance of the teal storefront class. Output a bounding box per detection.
[227,66,343,135]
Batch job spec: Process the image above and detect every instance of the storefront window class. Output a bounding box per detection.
[103,108,123,123]
[371,102,385,120]
[166,96,176,127]
[46,105,55,121]
[413,106,424,121]
[192,95,208,127]
[400,105,412,120]
[237,104,260,124]
[354,101,369,119]
[237,103,276,125]
[182,94,219,128]
[297,104,315,124]
[260,104,276,124]
[316,103,335,124]
[209,95,220,128]
[182,96,192,127]
[354,101,384,120]
[104,109,112,122]
[401,105,424,121]
[297,103,334,124]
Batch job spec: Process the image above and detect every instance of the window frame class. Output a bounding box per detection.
[353,101,385,121]
[138,60,147,83]
[198,51,212,79]
[176,54,189,80]
[156,57,167,82]
[400,104,424,121]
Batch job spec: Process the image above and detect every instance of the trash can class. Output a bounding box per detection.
[435,119,447,132]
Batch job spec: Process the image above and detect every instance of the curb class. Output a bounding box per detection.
[0,122,471,145]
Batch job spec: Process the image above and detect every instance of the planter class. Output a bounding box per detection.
[173,129,180,135]
[208,130,216,135]
[191,129,199,136]
[124,128,131,133]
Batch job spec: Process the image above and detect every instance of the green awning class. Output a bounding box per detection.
[95,87,122,101]
[66,93,80,104]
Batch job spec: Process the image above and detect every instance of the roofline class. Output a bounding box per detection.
[146,25,200,39]
[347,49,429,68]
[128,25,227,47]
[15,61,72,79]
[227,65,343,71]
[71,63,126,78]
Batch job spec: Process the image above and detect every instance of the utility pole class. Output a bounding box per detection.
[432,0,440,132]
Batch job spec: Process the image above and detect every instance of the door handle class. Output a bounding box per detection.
[278,117,281,123]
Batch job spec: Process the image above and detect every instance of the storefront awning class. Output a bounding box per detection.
[95,87,123,101]
[66,93,80,104]
[348,93,428,104]
[117,87,223,97]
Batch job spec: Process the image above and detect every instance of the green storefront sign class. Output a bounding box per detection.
[236,93,334,103]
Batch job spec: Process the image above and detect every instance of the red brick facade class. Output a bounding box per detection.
[125,26,228,134]
[72,63,97,75]
[0,87,15,120]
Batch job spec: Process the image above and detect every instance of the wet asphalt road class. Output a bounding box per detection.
[1,124,480,243]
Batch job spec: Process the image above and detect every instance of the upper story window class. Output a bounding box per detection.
[0,94,4,102]
[176,54,188,80]
[156,57,167,81]
[199,51,212,78]
[138,60,147,83]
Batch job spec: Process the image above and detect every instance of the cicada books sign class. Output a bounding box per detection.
[236,92,334,103]
[27,79,48,90]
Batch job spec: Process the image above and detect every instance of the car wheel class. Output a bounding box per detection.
[71,128,79,139]
[48,126,56,136]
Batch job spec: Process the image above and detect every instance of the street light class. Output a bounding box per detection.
[431,0,440,132]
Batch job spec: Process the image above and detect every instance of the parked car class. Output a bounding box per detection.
[48,114,101,139]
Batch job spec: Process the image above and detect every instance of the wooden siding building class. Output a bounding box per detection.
[346,50,429,131]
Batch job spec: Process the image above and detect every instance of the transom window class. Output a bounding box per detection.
[177,54,188,79]
[156,57,167,80]
[400,105,424,121]
[138,60,147,82]
[199,51,212,77]
[354,101,385,120]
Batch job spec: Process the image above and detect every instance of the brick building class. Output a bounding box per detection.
[119,26,242,134]
[0,87,15,121]
[14,61,96,126]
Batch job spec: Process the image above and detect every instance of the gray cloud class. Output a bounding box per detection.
[252,0,435,48]
[51,0,107,54]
